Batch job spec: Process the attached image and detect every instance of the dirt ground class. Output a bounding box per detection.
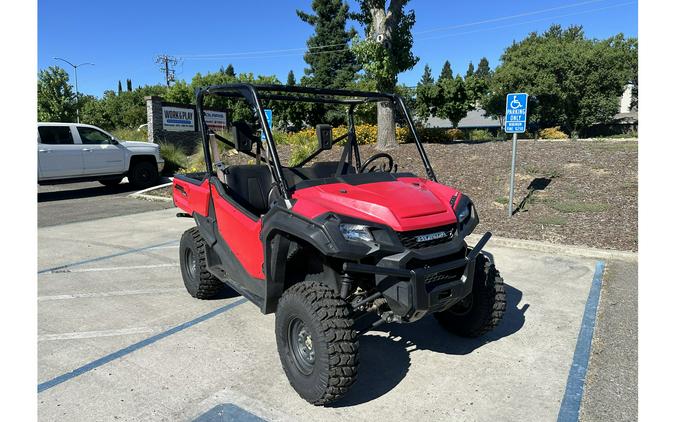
[163,139,637,252]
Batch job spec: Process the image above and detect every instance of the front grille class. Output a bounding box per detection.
[397,225,455,249]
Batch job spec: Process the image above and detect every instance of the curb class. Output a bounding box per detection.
[129,181,173,203]
[467,233,637,262]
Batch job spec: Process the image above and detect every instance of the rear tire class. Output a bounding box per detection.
[434,254,506,337]
[275,281,358,406]
[179,227,224,299]
[99,177,122,187]
[128,160,159,189]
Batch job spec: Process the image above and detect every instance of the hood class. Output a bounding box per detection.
[120,140,159,149]
[292,177,459,231]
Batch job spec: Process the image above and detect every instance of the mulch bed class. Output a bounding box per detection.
[157,139,638,251]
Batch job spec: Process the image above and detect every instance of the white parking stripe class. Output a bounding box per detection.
[38,288,184,301]
[38,326,169,342]
[47,263,179,274]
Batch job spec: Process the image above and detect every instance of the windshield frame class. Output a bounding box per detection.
[195,83,437,201]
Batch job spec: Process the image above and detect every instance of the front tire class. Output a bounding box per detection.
[128,160,159,189]
[179,227,224,299]
[434,254,506,337]
[275,281,358,405]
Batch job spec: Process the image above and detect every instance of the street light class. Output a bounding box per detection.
[53,57,94,123]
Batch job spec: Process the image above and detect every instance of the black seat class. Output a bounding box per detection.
[224,165,272,216]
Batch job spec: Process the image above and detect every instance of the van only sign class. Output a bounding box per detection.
[162,106,195,131]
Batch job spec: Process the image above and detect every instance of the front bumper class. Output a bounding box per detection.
[157,159,165,172]
[344,232,492,322]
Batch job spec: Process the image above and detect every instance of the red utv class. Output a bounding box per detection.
[173,84,505,405]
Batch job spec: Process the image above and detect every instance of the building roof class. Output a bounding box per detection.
[423,109,500,129]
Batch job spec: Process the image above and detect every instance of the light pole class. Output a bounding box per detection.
[53,57,94,123]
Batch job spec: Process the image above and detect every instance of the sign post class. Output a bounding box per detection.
[504,93,528,217]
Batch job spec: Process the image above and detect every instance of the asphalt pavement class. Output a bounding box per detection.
[35,208,635,421]
[38,178,173,227]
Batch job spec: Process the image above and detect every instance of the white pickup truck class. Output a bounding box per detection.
[38,122,164,188]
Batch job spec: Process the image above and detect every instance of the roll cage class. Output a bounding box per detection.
[195,83,437,202]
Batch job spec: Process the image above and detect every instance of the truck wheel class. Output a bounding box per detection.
[99,177,122,187]
[129,160,159,189]
[434,254,506,337]
[275,281,358,405]
[179,227,224,299]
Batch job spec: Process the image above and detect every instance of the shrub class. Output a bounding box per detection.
[468,129,493,141]
[159,143,188,176]
[539,127,569,139]
[111,127,148,142]
[446,128,464,141]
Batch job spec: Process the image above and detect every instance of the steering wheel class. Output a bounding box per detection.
[359,152,395,173]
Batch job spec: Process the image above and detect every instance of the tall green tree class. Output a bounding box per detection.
[126,79,133,92]
[490,24,637,137]
[352,0,418,149]
[465,58,490,108]
[436,73,469,129]
[475,57,491,80]
[465,62,475,78]
[414,64,438,123]
[224,64,236,77]
[297,0,359,89]
[439,60,452,80]
[37,66,77,122]
[117,80,123,95]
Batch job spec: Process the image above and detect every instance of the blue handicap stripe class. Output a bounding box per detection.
[37,298,247,393]
[557,260,606,422]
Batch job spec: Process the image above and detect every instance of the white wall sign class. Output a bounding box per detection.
[204,110,227,132]
[162,106,195,132]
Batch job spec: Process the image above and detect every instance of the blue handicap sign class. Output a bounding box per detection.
[261,108,273,140]
[505,93,528,133]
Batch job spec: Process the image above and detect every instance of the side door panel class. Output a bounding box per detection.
[38,126,84,179]
[76,127,126,175]
[210,184,265,279]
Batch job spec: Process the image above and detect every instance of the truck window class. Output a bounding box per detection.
[38,126,74,145]
[78,127,113,145]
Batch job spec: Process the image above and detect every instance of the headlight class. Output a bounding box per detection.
[339,224,374,242]
[456,204,471,223]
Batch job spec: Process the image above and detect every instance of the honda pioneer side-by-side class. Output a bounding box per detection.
[172,84,505,405]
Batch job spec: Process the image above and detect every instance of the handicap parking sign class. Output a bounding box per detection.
[505,93,528,133]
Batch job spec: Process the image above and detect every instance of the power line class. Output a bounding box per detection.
[174,0,618,61]
[175,1,635,63]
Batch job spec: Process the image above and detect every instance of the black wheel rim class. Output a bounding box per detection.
[288,317,315,375]
[184,247,197,281]
[449,294,474,316]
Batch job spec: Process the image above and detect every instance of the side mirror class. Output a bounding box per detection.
[316,124,332,151]
[111,138,119,145]
[230,121,254,153]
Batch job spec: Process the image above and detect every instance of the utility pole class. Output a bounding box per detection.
[155,55,178,87]
[53,57,94,123]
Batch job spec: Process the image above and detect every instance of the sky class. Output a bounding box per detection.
[37,0,637,97]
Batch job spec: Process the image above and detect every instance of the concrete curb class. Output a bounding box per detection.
[129,181,173,203]
[467,233,637,262]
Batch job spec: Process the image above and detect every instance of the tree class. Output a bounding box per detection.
[117,80,123,95]
[475,57,491,79]
[276,70,305,129]
[490,25,637,137]
[414,64,438,123]
[297,0,359,89]
[436,74,469,129]
[465,62,474,78]
[439,60,452,80]
[37,66,77,122]
[126,79,133,92]
[465,58,490,108]
[352,0,418,150]
[224,64,236,77]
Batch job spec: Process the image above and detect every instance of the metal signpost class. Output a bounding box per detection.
[505,93,528,217]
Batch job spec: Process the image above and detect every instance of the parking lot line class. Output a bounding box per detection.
[38,288,184,301]
[37,297,248,393]
[48,263,179,274]
[557,260,606,422]
[39,326,170,342]
[37,239,178,274]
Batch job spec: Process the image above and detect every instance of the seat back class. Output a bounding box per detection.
[224,165,272,216]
